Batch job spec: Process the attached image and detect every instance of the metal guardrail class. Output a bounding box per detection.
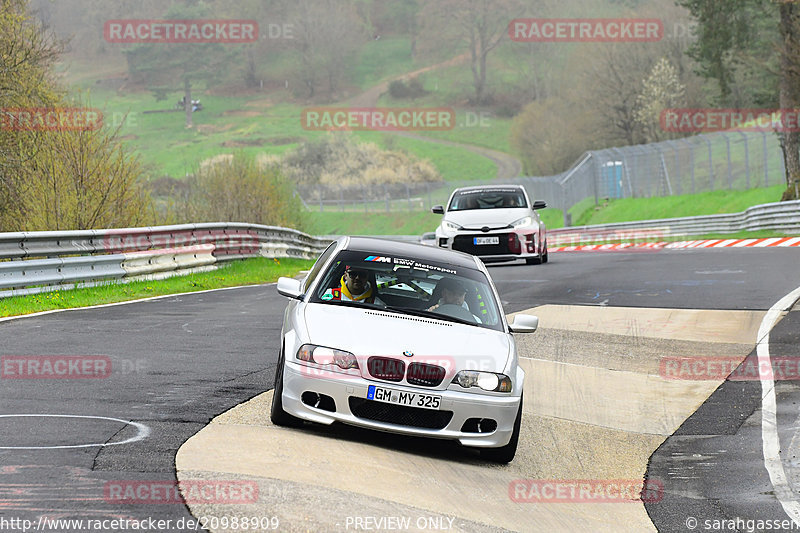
[548,200,800,244]
[0,223,333,299]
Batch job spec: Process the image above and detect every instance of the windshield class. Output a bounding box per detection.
[309,250,504,332]
[448,188,528,211]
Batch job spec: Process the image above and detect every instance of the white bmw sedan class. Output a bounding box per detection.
[433,185,548,265]
[272,236,538,462]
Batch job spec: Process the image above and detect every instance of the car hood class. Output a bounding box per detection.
[303,303,511,376]
[444,208,531,228]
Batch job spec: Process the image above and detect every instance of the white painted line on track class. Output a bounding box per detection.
[0,414,151,449]
[0,282,277,324]
[758,285,800,526]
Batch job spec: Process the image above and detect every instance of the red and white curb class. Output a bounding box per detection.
[551,236,800,252]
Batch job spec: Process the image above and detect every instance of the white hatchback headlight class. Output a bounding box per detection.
[443,220,463,231]
[511,216,533,228]
[453,370,513,392]
[296,344,359,369]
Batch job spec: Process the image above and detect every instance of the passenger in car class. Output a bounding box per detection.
[338,265,384,305]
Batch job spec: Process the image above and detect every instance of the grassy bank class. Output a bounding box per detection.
[573,185,787,227]
[303,185,791,236]
[305,208,564,236]
[1,257,313,318]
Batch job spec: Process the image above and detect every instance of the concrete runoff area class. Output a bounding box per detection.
[176,305,765,532]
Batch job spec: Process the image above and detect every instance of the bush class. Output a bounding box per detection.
[176,153,307,230]
[388,77,427,99]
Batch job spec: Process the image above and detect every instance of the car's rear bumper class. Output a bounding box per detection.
[281,361,522,448]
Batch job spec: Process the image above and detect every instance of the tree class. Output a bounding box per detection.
[284,0,366,100]
[23,118,154,231]
[0,0,154,231]
[634,58,686,143]
[678,0,799,200]
[122,2,240,128]
[0,0,62,228]
[418,0,524,104]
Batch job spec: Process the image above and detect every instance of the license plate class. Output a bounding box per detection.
[367,385,441,410]
[474,236,499,245]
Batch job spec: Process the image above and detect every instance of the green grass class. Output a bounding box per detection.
[305,211,443,236]
[573,185,786,226]
[0,257,313,318]
[305,206,564,236]
[354,37,416,88]
[84,87,500,183]
[302,185,790,237]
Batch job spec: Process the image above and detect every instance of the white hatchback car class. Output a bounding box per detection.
[272,236,538,462]
[433,185,548,264]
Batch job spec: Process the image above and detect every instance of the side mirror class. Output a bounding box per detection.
[509,314,538,333]
[532,201,547,210]
[277,277,304,300]
[431,205,445,214]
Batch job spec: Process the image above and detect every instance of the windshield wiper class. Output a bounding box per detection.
[381,305,477,327]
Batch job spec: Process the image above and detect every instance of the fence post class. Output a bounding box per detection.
[680,138,696,194]
[722,132,733,189]
[761,131,769,187]
[699,134,714,190]
[737,131,750,189]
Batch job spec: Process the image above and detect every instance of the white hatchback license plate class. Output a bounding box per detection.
[474,236,499,245]
[367,385,441,410]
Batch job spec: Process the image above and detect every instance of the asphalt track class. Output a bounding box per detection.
[1,247,799,532]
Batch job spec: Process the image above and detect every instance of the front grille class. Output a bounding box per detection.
[348,397,453,429]
[367,357,405,382]
[406,363,446,387]
[453,233,513,256]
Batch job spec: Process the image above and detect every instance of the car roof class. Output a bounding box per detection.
[343,237,479,270]
[453,184,524,192]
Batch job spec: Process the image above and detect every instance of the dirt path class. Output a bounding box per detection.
[342,55,523,181]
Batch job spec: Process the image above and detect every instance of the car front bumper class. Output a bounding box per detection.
[281,361,522,448]
[436,229,542,262]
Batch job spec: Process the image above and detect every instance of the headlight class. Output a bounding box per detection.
[296,344,358,369]
[443,220,463,231]
[453,370,513,392]
[511,216,533,228]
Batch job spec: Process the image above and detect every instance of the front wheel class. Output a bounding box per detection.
[479,395,522,463]
[541,241,548,263]
[270,348,304,428]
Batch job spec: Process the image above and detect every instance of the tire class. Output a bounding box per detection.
[270,348,304,428]
[480,395,522,463]
[541,241,549,263]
